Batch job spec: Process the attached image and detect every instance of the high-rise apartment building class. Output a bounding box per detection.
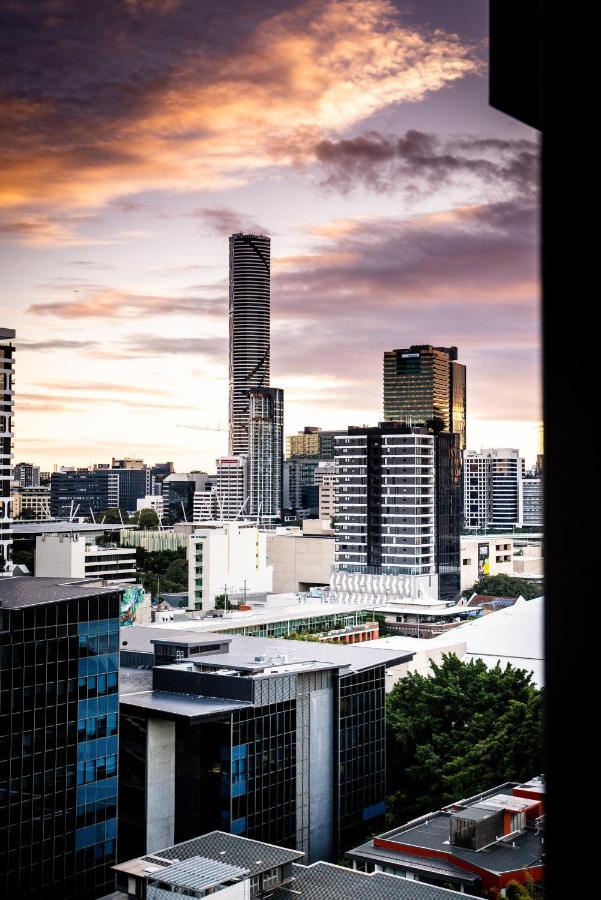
[315,461,337,520]
[522,474,543,527]
[248,388,284,522]
[0,577,122,899]
[464,449,525,529]
[283,457,321,514]
[383,345,466,449]
[13,462,40,489]
[331,424,439,603]
[228,233,271,456]
[215,455,248,520]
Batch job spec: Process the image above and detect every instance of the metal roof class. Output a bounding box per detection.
[146,855,248,890]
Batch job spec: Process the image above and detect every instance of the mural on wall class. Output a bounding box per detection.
[120,585,145,626]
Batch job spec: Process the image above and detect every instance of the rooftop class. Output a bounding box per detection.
[12,521,131,535]
[119,625,413,673]
[0,576,123,609]
[144,855,248,891]
[114,831,303,880]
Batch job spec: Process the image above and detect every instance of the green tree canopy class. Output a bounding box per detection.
[97,508,130,524]
[16,508,37,520]
[462,573,543,601]
[135,547,188,599]
[138,508,160,530]
[386,654,543,825]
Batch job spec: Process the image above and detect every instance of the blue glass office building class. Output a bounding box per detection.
[0,577,122,899]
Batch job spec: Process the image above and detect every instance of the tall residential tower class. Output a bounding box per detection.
[0,328,15,573]
[228,233,271,456]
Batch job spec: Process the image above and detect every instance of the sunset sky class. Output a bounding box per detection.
[1,0,541,472]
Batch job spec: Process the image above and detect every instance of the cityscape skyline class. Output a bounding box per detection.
[1,1,540,471]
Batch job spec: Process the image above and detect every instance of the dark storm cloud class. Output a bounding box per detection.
[313,130,538,197]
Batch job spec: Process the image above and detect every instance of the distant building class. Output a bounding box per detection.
[193,487,219,522]
[163,473,211,523]
[315,461,336,519]
[150,461,174,494]
[13,461,40,488]
[266,522,334,593]
[187,522,272,611]
[118,629,412,862]
[383,345,466,450]
[12,485,51,520]
[460,534,513,591]
[464,449,525,529]
[215,455,248,520]
[50,469,119,518]
[228,233,271,457]
[122,529,189,554]
[248,387,284,523]
[522,475,543,527]
[286,427,346,460]
[283,456,320,515]
[0,328,15,571]
[35,529,137,582]
[0,577,122,898]
[347,776,544,896]
[136,494,164,518]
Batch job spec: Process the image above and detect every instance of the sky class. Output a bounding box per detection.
[0,0,541,471]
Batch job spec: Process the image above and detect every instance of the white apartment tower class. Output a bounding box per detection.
[215,455,249,521]
[248,388,284,523]
[464,448,525,529]
[0,328,15,573]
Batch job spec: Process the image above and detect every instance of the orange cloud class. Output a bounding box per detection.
[0,0,481,214]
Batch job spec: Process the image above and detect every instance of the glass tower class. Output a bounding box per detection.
[0,577,121,899]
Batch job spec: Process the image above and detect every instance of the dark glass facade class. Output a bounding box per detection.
[435,432,463,602]
[336,667,386,852]
[383,345,466,450]
[50,470,116,518]
[0,586,120,899]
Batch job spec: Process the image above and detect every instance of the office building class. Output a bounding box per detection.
[136,494,164,519]
[331,424,439,604]
[228,233,271,457]
[435,431,463,601]
[0,329,14,573]
[0,576,122,899]
[12,486,51,521]
[522,474,543,527]
[13,462,40,489]
[192,488,219,523]
[215,456,248,521]
[383,346,466,450]
[114,831,478,900]
[51,469,119,519]
[286,427,346,461]
[163,473,211,524]
[283,457,320,515]
[35,530,137,582]
[187,522,272,612]
[150,462,174,494]
[118,629,412,863]
[248,388,284,523]
[463,449,525,529]
[315,461,336,520]
[110,467,149,513]
[347,776,544,896]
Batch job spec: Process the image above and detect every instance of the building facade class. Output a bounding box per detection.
[334,424,437,583]
[163,474,211,524]
[522,475,543,527]
[248,388,284,523]
[283,457,320,515]
[187,523,272,612]
[118,632,410,864]
[228,233,271,457]
[35,531,137,582]
[12,487,51,521]
[13,462,40,489]
[0,329,15,572]
[463,449,525,529]
[50,469,119,519]
[0,577,122,899]
[315,461,336,520]
[215,456,248,521]
[383,346,466,450]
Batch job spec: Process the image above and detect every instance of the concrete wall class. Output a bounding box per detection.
[189,524,273,611]
[460,536,514,591]
[308,687,334,861]
[266,533,334,593]
[384,640,467,691]
[35,532,85,577]
[146,719,176,853]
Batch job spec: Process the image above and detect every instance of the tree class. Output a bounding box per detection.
[135,546,188,599]
[16,508,36,520]
[386,654,543,825]
[462,573,543,601]
[138,508,160,530]
[98,508,130,524]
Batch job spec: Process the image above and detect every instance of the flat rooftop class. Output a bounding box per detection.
[119,626,414,673]
[0,576,123,609]
[12,521,131,535]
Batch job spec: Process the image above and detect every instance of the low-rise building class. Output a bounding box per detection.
[35,529,137,582]
[121,528,189,554]
[347,777,544,896]
[187,522,273,612]
[12,485,51,520]
[118,629,413,863]
[460,535,513,591]
[114,831,477,900]
[136,494,164,518]
[266,523,334,593]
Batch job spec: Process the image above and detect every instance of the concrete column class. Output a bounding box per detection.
[146,718,176,852]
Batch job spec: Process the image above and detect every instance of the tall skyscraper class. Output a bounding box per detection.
[383,345,466,449]
[228,233,271,456]
[0,576,122,898]
[249,387,284,522]
[0,328,15,573]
